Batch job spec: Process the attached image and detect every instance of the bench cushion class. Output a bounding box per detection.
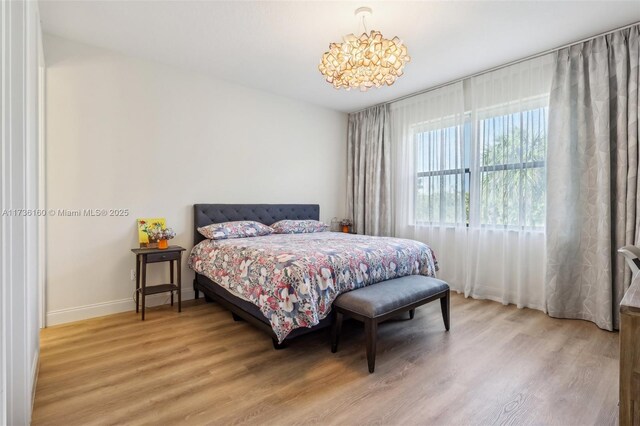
[333,275,449,318]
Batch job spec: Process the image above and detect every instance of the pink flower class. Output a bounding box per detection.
[264,296,279,310]
[251,286,262,299]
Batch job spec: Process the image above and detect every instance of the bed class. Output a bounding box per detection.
[190,204,438,348]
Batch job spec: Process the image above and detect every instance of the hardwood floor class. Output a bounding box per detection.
[32,294,619,425]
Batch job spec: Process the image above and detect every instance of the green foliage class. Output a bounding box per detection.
[415,107,547,228]
[479,126,546,227]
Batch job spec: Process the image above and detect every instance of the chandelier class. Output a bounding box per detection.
[318,7,411,91]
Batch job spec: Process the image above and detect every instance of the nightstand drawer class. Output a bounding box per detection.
[146,251,180,263]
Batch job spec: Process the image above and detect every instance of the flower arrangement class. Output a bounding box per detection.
[147,225,176,241]
[340,218,353,233]
[146,223,176,249]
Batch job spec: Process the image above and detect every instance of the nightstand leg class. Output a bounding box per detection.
[178,253,182,313]
[141,255,147,320]
[135,255,140,313]
[170,260,175,307]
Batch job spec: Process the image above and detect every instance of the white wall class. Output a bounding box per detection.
[1,0,44,424]
[44,35,347,325]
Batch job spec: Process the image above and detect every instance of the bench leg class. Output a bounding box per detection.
[365,319,378,373]
[193,279,199,300]
[440,290,450,331]
[231,312,244,322]
[409,309,415,320]
[331,311,343,353]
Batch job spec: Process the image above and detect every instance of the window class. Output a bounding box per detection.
[415,122,469,225]
[477,106,547,228]
[415,105,548,229]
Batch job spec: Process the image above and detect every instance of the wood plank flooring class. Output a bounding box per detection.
[32,294,619,425]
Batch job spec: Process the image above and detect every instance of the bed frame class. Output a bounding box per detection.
[192,204,333,349]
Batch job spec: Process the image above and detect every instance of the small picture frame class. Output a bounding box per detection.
[137,217,166,248]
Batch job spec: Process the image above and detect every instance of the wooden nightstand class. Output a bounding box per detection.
[131,245,186,320]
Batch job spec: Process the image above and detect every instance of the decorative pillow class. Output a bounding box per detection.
[270,219,329,234]
[198,220,273,240]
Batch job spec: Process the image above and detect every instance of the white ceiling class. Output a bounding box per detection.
[39,1,640,113]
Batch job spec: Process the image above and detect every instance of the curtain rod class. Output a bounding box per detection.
[350,20,640,114]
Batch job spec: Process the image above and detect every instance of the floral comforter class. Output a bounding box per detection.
[188,232,438,342]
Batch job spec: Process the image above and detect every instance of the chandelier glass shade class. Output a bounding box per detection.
[318,30,411,91]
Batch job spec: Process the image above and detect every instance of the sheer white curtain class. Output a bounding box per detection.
[391,54,554,310]
[391,82,470,288]
[464,55,554,309]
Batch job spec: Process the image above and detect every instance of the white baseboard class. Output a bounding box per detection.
[30,348,39,417]
[46,290,195,326]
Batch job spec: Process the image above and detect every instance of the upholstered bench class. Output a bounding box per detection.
[331,275,450,373]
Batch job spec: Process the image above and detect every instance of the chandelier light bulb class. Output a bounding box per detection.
[318,7,411,91]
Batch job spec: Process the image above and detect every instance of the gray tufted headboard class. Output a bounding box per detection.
[193,204,320,245]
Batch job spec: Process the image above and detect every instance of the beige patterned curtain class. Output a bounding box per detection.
[545,24,640,330]
[347,104,391,236]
